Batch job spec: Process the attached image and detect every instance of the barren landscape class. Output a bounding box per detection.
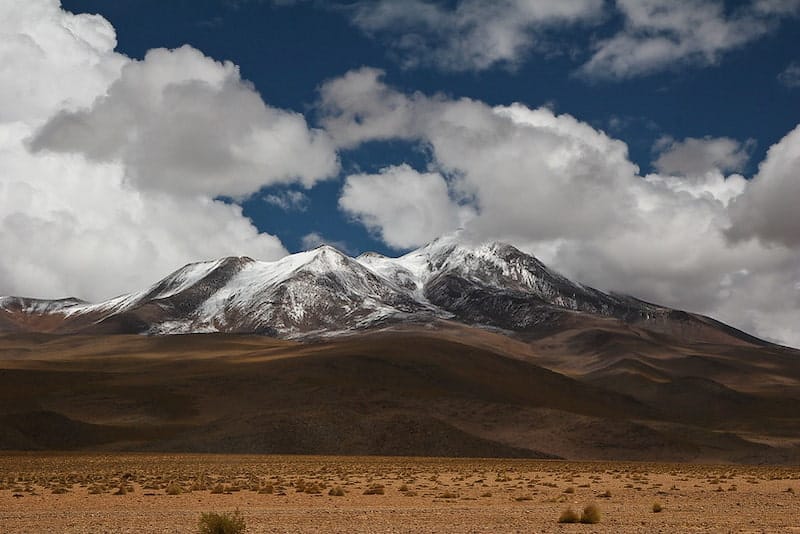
[2,321,800,464]
[2,453,799,533]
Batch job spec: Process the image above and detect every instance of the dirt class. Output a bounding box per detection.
[1,453,799,533]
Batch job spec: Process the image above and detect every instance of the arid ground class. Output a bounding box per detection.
[1,453,799,533]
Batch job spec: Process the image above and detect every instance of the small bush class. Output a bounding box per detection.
[303,482,322,494]
[363,484,385,495]
[652,501,663,513]
[210,484,225,494]
[580,503,601,524]
[598,489,612,498]
[257,484,273,495]
[328,486,345,497]
[198,510,246,534]
[558,507,580,523]
[563,486,575,494]
[166,482,183,495]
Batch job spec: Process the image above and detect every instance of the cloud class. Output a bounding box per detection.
[320,67,800,347]
[264,190,309,211]
[345,0,604,72]
[30,45,339,198]
[0,0,338,301]
[0,122,287,301]
[300,232,352,253]
[578,0,800,80]
[339,164,473,249]
[653,136,754,176]
[0,0,126,123]
[726,124,800,247]
[337,0,798,79]
[778,61,800,87]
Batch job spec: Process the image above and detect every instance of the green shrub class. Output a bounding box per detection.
[198,510,246,534]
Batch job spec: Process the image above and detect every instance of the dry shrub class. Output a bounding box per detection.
[328,486,345,496]
[558,507,580,523]
[652,501,663,513]
[198,510,246,534]
[363,484,385,495]
[580,503,601,524]
[166,482,183,495]
[563,486,575,494]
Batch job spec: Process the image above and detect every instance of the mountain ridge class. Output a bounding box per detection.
[0,235,767,346]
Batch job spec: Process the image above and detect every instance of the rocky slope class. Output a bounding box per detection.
[0,235,763,344]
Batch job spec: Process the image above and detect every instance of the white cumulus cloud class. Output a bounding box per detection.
[319,67,800,346]
[30,45,339,198]
[653,136,754,176]
[727,124,800,247]
[0,0,339,301]
[339,164,474,249]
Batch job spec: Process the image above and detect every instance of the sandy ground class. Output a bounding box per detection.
[1,453,799,533]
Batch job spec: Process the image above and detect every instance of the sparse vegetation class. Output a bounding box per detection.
[166,482,183,495]
[198,510,246,534]
[328,486,345,496]
[580,503,601,524]
[363,484,385,495]
[652,501,663,513]
[558,507,580,523]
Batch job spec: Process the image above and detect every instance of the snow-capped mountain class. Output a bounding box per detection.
[0,235,752,342]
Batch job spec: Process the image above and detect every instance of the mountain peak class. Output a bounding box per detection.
[1,235,746,345]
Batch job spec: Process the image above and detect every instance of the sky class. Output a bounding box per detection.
[1,0,800,345]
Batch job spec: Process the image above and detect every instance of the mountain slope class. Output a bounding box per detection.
[0,235,767,345]
[1,326,798,462]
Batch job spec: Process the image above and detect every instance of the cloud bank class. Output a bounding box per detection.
[320,67,800,346]
[0,0,337,301]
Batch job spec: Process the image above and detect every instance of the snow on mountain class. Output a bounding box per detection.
[1,235,686,338]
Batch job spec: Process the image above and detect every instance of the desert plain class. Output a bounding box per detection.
[1,453,799,533]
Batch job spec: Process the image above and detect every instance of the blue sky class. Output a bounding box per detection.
[2,0,800,345]
[60,0,800,255]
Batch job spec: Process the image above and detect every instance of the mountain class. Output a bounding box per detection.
[2,235,800,462]
[0,234,761,345]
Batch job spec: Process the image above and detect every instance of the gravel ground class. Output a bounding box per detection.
[1,453,799,533]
